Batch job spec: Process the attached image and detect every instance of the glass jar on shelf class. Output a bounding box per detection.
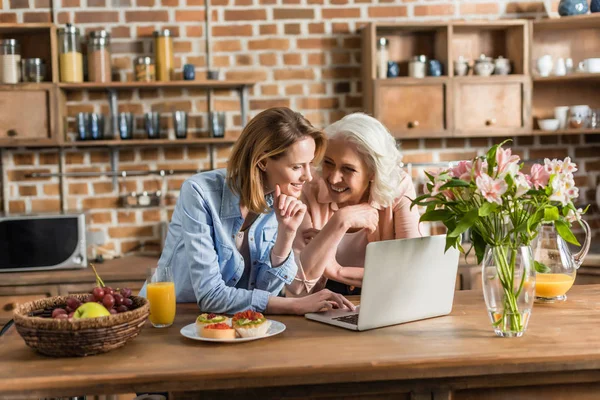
[409,55,427,78]
[153,29,174,82]
[0,39,21,84]
[87,30,112,82]
[135,56,155,82]
[21,58,45,82]
[376,37,389,79]
[58,24,83,83]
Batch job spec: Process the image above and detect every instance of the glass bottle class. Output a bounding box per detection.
[87,30,112,82]
[376,38,388,79]
[21,58,45,82]
[135,56,155,82]
[409,55,427,78]
[0,39,21,84]
[58,24,83,83]
[153,29,174,82]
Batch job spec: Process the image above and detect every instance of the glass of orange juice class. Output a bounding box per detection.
[146,267,176,328]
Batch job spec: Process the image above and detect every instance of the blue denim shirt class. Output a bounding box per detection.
[140,169,297,314]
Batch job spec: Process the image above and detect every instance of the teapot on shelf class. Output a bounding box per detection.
[474,54,494,76]
[532,220,591,303]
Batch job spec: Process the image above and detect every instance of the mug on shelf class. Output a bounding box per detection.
[578,58,600,73]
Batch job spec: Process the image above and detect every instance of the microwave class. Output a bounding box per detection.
[0,213,87,272]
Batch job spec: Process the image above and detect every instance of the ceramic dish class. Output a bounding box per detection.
[180,319,285,343]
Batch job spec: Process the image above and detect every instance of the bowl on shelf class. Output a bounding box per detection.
[538,118,560,132]
[13,294,149,357]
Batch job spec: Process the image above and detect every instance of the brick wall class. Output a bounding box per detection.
[3,0,600,257]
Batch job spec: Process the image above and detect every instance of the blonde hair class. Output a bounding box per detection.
[324,113,404,208]
[227,107,326,213]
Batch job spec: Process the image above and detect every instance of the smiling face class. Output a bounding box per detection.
[262,136,316,198]
[321,138,373,207]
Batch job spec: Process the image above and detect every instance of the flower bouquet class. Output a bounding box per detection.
[411,140,587,337]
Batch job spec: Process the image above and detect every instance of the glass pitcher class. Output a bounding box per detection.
[532,221,590,303]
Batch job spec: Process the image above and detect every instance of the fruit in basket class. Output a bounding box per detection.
[52,308,67,318]
[73,302,111,319]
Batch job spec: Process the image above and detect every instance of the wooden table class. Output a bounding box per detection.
[2,286,600,400]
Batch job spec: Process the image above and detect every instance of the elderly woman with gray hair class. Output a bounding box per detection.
[286,112,422,297]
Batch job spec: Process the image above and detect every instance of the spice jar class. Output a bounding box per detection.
[153,29,174,82]
[409,55,427,78]
[58,24,83,83]
[0,39,21,84]
[376,38,389,79]
[21,58,45,82]
[87,30,111,82]
[135,56,155,82]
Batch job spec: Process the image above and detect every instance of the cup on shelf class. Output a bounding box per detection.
[89,113,105,140]
[76,112,90,141]
[145,112,160,139]
[209,111,226,138]
[537,55,553,77]
[173,111,188,139]
[454,56,470,76]
[578,58,600,73]
[554,57,567,76]
[590,109,600,129]
[554,106,570,130]
[183,64,195,81]
[118,112,134,140]
[206,69,220,80]
[568,105,590,129]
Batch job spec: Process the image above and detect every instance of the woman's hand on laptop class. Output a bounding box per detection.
[293,289,356,314]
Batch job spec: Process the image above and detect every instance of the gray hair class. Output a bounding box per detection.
[324,113,405,208]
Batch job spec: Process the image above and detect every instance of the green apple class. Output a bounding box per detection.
[73,302,111,319]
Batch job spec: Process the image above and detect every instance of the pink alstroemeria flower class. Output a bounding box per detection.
[529,163,550,189]
[476,173,508,205]
[496,147,520,178]
[450,160,472,181]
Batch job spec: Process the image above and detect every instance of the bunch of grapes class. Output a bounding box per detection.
[51,263,135,320]
[51,287,134,320]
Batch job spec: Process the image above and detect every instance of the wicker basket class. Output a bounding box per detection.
[13,294,149,357]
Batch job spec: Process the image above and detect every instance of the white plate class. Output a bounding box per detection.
[180,320,286,343]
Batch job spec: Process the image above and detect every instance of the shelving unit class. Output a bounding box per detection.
[530,14,600,134]
[362,20,531,138]
[363,15,600,139]
[0,23,257,149]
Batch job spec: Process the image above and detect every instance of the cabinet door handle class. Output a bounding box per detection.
[407,121,420,129]
[7,129,17,137]
[485,119,496,126]
[3,302,16,312]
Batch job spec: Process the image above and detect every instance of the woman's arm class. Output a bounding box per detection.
[394,177,422,239]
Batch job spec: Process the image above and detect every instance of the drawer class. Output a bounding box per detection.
[0,89,51,140]
[453,78,532,135]
[374,81,449,138]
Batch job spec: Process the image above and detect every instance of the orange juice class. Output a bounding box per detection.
[535,273,575,298]
[147,282,176,326]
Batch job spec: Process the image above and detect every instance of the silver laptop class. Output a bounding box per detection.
[304,235,460,331]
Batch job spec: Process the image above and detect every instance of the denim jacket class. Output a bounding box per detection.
[140,169,297,314]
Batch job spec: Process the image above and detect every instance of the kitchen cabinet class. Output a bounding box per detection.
[453,76,531,136]
[374,79,450,138]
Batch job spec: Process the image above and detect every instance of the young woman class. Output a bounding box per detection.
[142,107,354,314]
[286,112,422,297]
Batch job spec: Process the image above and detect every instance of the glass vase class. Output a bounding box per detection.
[481,245,536,338]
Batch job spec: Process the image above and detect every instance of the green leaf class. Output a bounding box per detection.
[439,179,471,189]
[505,173,514,189]
[554,219,581,246]
[471,230,487,264]
[527,208,545,234]
[486,145,499,175]
[420,209,452,222]
[544,206,559,222]
[424,170,435,182]
[478,202,497,217]
[534,261,551,273]
[445,234,460,253]
[448,209,478,238]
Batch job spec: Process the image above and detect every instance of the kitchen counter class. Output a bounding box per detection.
[2,285,600,399]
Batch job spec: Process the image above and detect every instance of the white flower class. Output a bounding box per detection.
[476,173,508,205]
[514,172,531,198]
[566,208,583,223]
[548,177,569,206]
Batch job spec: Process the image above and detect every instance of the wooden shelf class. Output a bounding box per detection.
[58,80,256,91]
[62,138,237,147]
[0,82,55,90]
[376,77,450,84]
[452,75,529,83]
[0,23,54,33]
[533,14,600,31]
[533,128,600,135]
[533,73,600,82]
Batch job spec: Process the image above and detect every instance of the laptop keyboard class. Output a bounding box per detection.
[333,314,359,325]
